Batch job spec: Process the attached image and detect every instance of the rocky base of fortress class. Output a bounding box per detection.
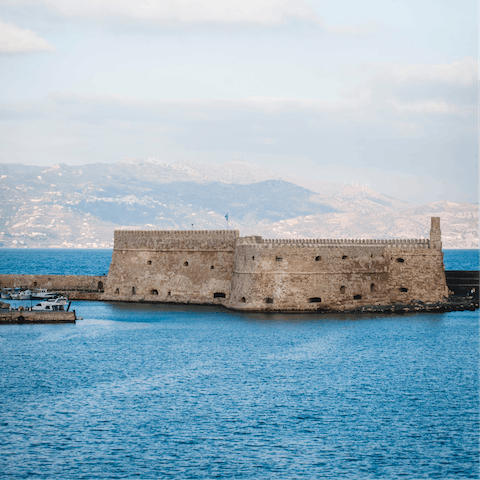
[322,296,479,315]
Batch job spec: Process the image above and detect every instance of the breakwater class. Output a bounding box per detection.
[0,309,77,324]
[0,274,105,300]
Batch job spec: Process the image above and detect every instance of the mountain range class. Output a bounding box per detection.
[0,159,477,248]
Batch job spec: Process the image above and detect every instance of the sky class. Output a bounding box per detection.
[0,0,477,204]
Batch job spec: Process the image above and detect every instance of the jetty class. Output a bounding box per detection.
[0,305,77,324]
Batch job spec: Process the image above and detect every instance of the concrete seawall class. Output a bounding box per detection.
[0,310,77,324]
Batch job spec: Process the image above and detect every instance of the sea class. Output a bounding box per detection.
[0,249,478,479]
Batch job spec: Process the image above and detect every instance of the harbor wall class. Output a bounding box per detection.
[0,274,105,300]
[0,310,76,324]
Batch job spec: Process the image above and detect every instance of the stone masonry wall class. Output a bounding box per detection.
[103,230,239,304]
[228,236,447,311]
[0,274,105,292]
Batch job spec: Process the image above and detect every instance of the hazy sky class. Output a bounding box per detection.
[0,0,477,203]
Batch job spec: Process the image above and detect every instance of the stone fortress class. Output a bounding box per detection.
[102,217,449,311]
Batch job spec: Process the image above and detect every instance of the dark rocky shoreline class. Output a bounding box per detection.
[335,296,479,315]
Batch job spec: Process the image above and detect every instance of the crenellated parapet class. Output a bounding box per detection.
[114,229,239,250]
[237,238,431,249]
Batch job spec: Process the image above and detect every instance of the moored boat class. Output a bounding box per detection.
[30,289,59,300]
[32,297,70,312]
[11,289,34,300]
[1,288,15,299]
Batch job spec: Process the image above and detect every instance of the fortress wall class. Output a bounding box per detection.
[0,219,449,311]
[104,230,239,304]
[228,238,447,311]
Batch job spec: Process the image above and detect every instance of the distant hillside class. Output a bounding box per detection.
[0,160,477,248]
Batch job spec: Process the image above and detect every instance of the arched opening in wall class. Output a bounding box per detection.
[315,256,321,261]
[241,297,246,303]
[151,289,158,295]
[308,297,322,303]
[342,255,348,260]
[184,261,189,266]
[396,258,405,263]
[370,283,376,293]
[115,288,119,294]
[214,292,226,299]
[276,256,283,262]
[132,287,136,295]
[211,265,215,269]
[340,286,346,294]
[354,294,362,300]
[252,256,255,260]
[33,282,37,287]
[168,291,171,296]
[147,260,152,265]
[265,298,274,304]
[98,281,104,292]
[399,287,408,293]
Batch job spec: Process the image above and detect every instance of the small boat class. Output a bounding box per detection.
[11,289,34,300]
[32,297,70,312]
[1,288,15,299]
[30,289,59,300]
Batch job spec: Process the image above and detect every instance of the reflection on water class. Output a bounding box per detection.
[0,301,478,479]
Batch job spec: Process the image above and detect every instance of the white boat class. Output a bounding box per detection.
[1,288,15,299]
[11,289,34,300]
[30,289,58,300]
[32,297,70,311]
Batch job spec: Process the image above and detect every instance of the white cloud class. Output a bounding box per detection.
[362,57,478,87]
[0,89,477,203]
[1,0,320,26]
[325,20,379,35]
[0,19,55,53]
[386,99,464,116]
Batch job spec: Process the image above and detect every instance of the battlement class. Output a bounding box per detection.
[237,237,431,248]
[114,229,239,250]
[115,229,238,236]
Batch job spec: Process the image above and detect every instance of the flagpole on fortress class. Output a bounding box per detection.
[225,213,229,230]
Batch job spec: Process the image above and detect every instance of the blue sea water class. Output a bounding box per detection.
[0,248,113,276]
[0,249,479,479]
[0,248,478,276]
